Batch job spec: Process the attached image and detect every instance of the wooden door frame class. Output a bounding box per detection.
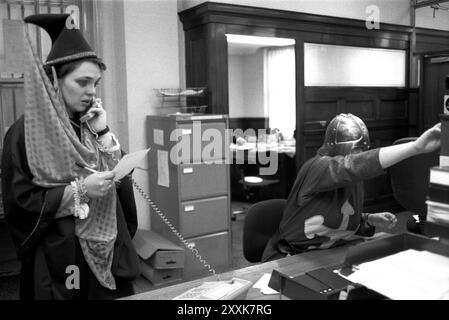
[179,1,412,170]
[418,52,449,133]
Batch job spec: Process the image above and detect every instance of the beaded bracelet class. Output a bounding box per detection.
[71,180,90,219]
[76,177,90,203]
[96,132,120,161]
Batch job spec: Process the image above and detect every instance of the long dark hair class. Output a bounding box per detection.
[44,57,107,83]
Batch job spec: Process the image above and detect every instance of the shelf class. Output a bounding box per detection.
[154,87,208,113]
[156,87,206,97]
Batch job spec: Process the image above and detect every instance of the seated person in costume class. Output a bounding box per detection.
[262,113,441,262]
[1,14,140,299]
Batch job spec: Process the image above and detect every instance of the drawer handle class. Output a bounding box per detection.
[181,129,192,135]
[183,167,193,174]
[184,205,195,212]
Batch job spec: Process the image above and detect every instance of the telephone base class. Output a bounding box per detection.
[173,278,252,300]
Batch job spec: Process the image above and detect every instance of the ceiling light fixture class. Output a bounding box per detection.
[225,34,295,46]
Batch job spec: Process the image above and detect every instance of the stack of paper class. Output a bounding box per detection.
[253,273,279,295]
[346,249,449,300]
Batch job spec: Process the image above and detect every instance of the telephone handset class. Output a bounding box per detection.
[80,97,99,123]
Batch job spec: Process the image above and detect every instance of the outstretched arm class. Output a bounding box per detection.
[379,123,441,169]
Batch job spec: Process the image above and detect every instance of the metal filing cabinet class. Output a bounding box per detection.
[146,114,231,280]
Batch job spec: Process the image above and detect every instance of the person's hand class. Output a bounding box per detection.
[83,171,115,199]
[413,123,441,154]
[367,212,397,229]
[86,98,107,133]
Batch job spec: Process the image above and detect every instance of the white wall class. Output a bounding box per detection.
[242,50,265,117]
[97,0,129,151]
[122,0,181,230]
[228,55,245,117]
[228,50,265,118]
[178,0,449,30]
[416,6,449,30]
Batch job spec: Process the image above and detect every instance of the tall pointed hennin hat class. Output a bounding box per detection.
[24,13,98,66]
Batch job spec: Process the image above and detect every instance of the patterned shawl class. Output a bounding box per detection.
[23,31,118,290]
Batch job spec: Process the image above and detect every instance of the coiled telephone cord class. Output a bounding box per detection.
[129,176,219,280]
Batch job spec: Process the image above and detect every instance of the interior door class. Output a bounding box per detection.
[421,56,449,131]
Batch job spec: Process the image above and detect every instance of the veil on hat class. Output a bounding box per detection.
[23,17,118,290]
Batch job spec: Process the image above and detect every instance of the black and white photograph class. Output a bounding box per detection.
[0,0,448,307]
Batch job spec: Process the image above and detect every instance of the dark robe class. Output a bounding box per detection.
[262,149,385,262]
[1,116,141,300]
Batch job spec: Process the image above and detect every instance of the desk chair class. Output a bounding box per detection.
[239,168,280,203]
[388,137,439,234]
[243,199,286,262]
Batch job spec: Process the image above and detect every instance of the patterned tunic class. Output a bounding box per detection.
[2,117,140,299]
[262,148,385,262]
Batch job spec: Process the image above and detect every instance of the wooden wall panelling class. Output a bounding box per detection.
[180,2,412,43]
[301,32,409,50]
[179,2,437,213]
[379,99,408,119]
[344,100,376,120]
[0,81,23,149]
[303,136,323,162]
[207,23,229,115]
[414,28,449,134]
[295,39,305,170]
[0,85,15,144]
[228,117,268,132]
[13,87,24,120]
[421,57,449,130]
[304,100,339,122]
[303,88,409,129]
[415,28,449,55]
[407,88,419,136]
[185,26,207,89]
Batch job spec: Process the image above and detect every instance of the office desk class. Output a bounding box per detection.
[122,236,384,300]
[229,143,296,200]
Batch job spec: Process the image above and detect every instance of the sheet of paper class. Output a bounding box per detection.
[440,155,449,166]
[346,249,449,300]
[157,150,169,188]
[172,282,219,300]
[202,281,246,300]
[153,129,164,146]
[112,148,150,180]
[253,273,279,295]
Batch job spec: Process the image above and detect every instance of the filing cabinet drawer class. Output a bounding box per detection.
[179,163,228,200]
[180,196,229,238]
[183,232,230,279]
[176,121,227,163]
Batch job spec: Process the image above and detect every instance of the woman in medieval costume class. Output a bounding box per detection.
[1,13,140,299]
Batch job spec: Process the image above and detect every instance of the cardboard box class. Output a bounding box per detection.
[139,260,182,286]
[133,229,185,269]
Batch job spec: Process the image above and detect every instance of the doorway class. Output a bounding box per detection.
[420,56,449,131]
[226,34,297,204]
